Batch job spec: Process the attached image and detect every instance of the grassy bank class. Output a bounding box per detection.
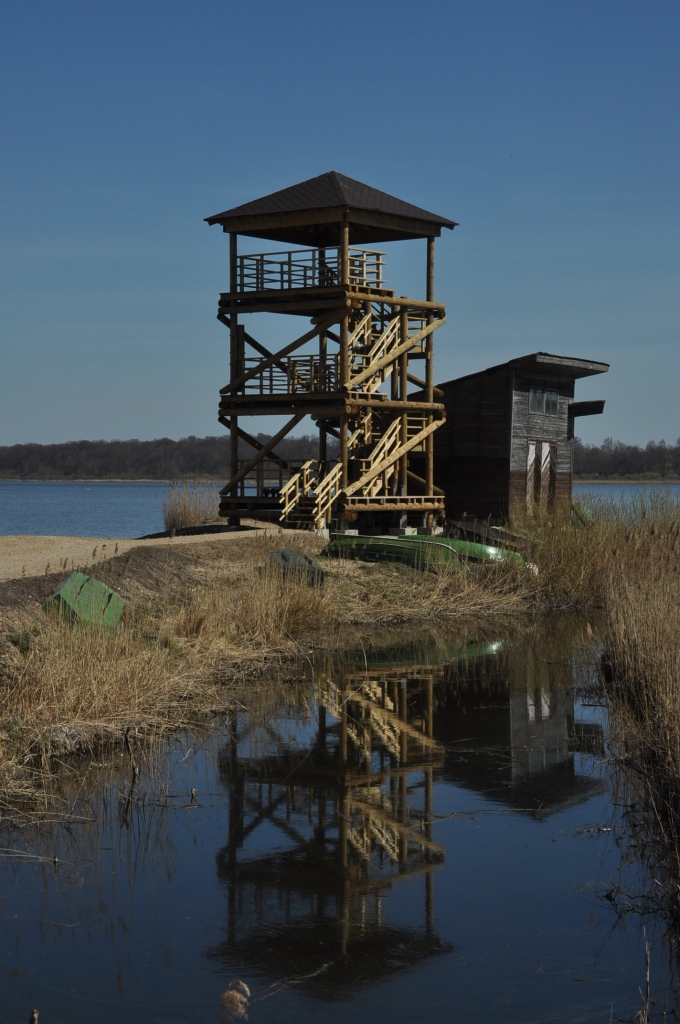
[0,529,530,799]
[1,493,676,806]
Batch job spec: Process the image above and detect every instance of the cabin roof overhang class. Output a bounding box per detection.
[205,170,457,246]
[570,399,606,418]
[438,352,610,390]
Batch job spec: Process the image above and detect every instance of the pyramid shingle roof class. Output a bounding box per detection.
[206,171,457,245]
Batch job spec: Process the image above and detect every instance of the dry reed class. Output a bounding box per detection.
[163,482,219,532]
[601,517,680,779]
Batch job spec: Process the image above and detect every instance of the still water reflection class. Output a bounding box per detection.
[0,620,671,1023]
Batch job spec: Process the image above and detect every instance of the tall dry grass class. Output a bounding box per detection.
[509,492,680,610]
[601,517,680,778]
[598,514,680,981]
[513,504,624,609]
[163,482,219,532]
[7,572,330,740]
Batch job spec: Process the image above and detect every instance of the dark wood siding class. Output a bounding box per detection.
[430,365,581,523]
[432,369,513,520]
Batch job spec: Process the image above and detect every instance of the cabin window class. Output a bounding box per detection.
[529,387,559,415]
[529,387,543,413]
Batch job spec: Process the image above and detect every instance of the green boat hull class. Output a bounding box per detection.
[325,535,523,570]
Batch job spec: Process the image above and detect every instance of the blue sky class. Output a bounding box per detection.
[1,0,678,447]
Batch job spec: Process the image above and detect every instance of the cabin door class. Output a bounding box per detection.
[526,441,556,514]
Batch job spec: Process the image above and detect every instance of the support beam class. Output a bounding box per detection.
[399,310,408,497]
[407,371,443,396]
[228,233,239,524]
[319,328,327,474]
[340,416,348,488]
[340,218,349,285]
[230,233,238,293]
[217,313,288,373]
[426,237,435,303]
[407,469,445,496]
[218,415,287,465]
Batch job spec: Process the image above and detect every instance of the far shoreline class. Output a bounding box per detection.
[3,476,680,485]
[575,478,680,485]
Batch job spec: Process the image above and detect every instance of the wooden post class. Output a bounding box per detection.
[426,237,435,302]
[340,218,349,285]
[339,260,350,493]
[340,416,348,489]
[399,310,408,497]
[425,237,435,525]
[388,305,399,498]
[229,235,239,526]
[319,329,327,478]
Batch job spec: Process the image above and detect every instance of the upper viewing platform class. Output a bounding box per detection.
[237,246,385,293]
[207,171,456,315]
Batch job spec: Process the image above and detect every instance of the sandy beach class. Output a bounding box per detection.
[0,526,280,583]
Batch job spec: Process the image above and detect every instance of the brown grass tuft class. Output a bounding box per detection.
[163,482,219,532]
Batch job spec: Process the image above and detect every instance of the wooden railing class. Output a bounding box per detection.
[279,460,342,528]
[237,247,385,292]
[242,355,338,394]
[312,463,343,526]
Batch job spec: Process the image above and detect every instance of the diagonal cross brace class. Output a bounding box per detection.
[218,415,287,465]
[217,313,288,373]
[219,414,304,495]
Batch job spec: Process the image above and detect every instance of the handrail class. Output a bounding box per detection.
[361,418,401,471]
[347,311,373,353]
[279,471,302,520]
[348,314,401,393]
[237,247,385,293]
[241,354,339,394]
[312,463,343,526]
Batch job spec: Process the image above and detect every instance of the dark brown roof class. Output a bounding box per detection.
[438,352,610,388]
[205,171,457,246]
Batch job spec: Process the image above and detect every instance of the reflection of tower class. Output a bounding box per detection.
[211,674,450,999]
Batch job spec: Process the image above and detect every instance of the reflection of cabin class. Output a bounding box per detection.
[434,628,604,817]
[431,353,609,521]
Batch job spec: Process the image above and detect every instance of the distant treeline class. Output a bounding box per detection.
[0,434,338,480]
[1,434,677,481]
[574,437,680,479]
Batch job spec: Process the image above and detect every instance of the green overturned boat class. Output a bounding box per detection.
[325,534,524,570]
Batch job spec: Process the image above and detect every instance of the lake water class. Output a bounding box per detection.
[0,480,170,538]
[0,619,674,1023]
[1,480,680,539]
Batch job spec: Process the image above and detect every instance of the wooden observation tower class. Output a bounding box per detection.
[205,171,457,531]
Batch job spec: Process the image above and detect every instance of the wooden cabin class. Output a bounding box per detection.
[431,352,609,521]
